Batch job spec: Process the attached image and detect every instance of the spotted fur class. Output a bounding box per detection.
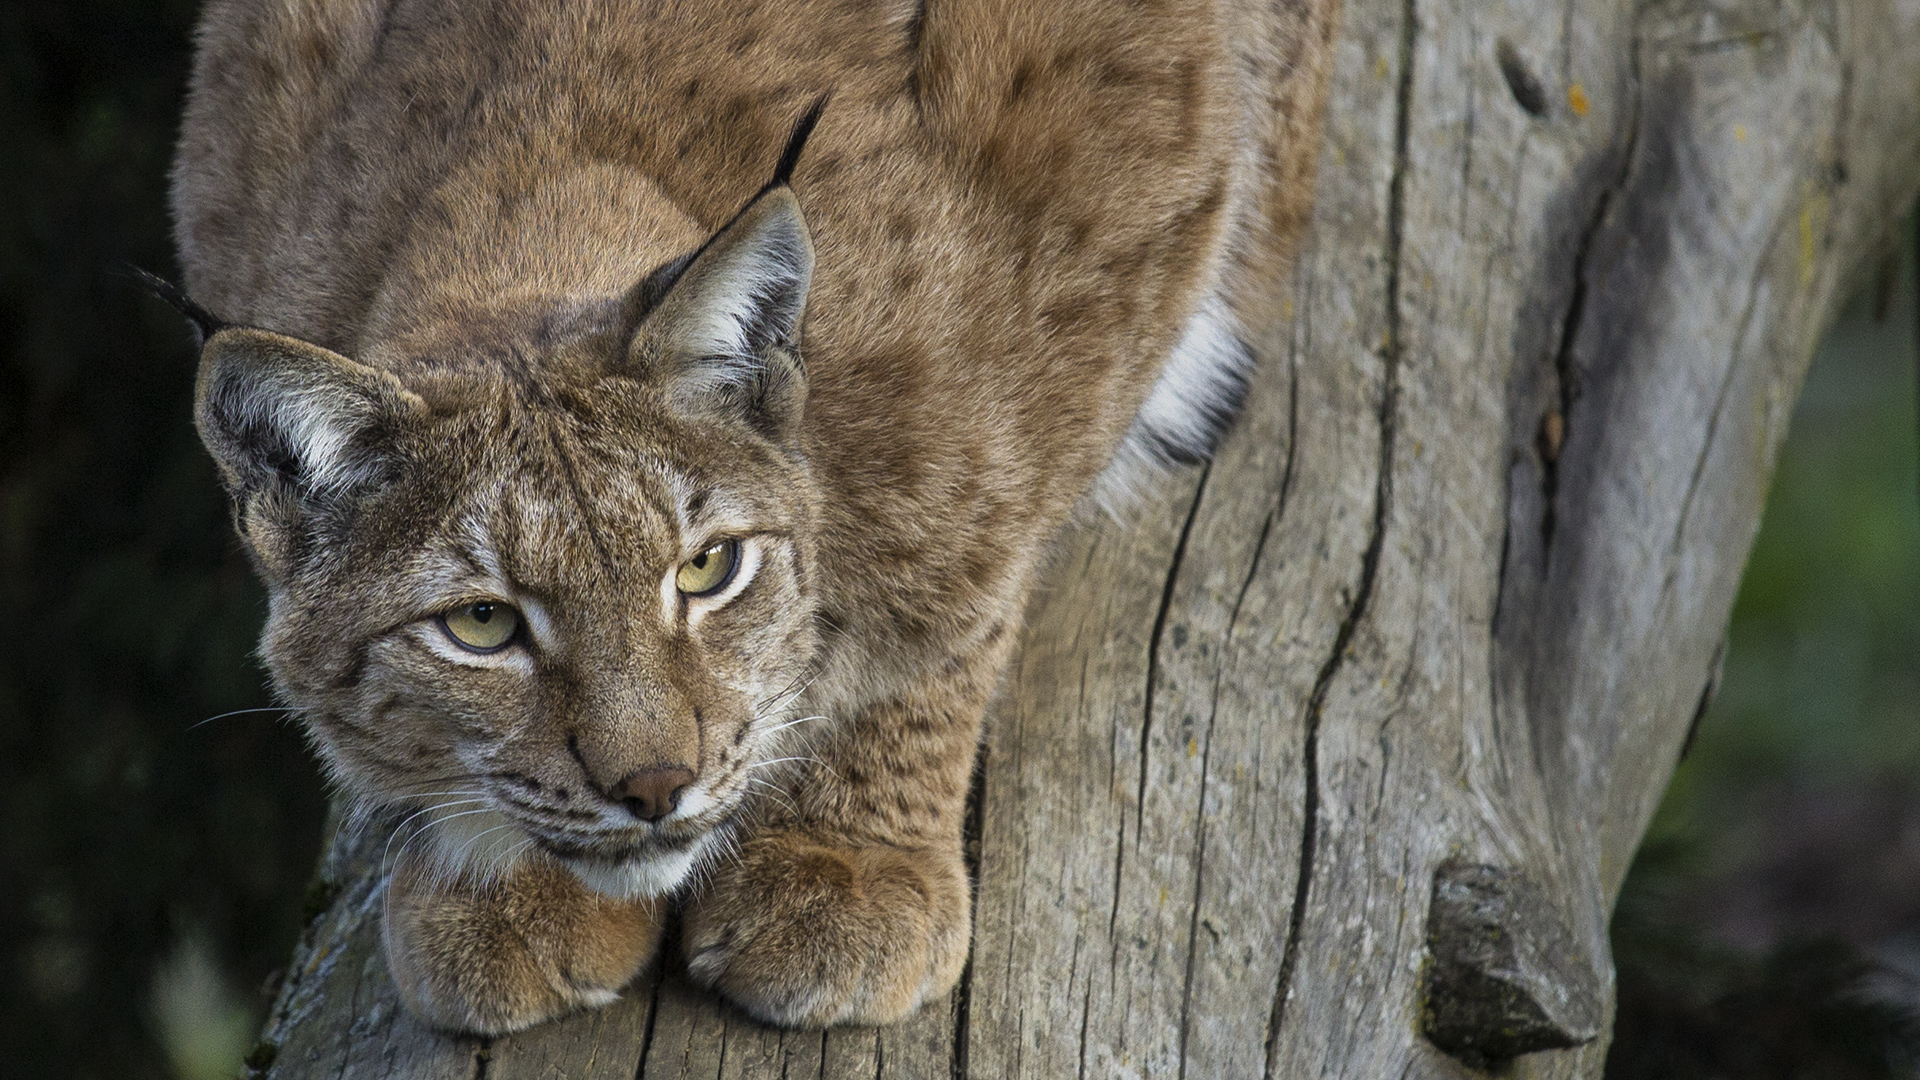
[172,0,1339,1034]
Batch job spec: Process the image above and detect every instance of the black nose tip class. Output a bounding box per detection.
[613,765,695,822]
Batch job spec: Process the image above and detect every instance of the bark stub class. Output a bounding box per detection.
[1422,862,1605,1066]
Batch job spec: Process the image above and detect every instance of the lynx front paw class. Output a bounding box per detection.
[681,833,971,1027]
[382,852,665,1034]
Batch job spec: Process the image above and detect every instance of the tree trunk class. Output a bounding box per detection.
[247,0,1920,1076]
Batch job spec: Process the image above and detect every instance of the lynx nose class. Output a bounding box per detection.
[613,765,694,823]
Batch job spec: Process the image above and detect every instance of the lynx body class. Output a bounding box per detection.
[173,0,1335,1033]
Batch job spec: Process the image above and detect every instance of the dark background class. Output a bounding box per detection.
[0,4,1914,1078]
[1,5,326,1079]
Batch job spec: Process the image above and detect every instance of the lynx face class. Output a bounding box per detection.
[196,188,825,899]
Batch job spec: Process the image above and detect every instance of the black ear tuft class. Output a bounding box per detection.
[619,95,824,332]
[769,95,829,189]
[626,188,814,440]
[127,265,225,345]
[621,251,697,327]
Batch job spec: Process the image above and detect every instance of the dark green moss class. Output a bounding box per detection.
[299,879,339,927]
[243,1040,279,1073]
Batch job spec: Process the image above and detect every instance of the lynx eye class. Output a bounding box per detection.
[676,539,740,597]
[440,601,521,652]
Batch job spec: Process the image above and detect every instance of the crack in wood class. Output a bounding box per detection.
[1174,667,1225,1079]
[1110,465,1212,955]
[1136,465,1213,854]
[1497,38,1550,117]
[1075,983,1093,1080]
[948,743,985,1080]
[1225,361,1297,635]
[634,968,661,1078]
[1264,2,1418,1074]
[1229,510,1276,632]
[1169,387,1290,1074]
[1676,636,1725,764]
[1661,250,1766,590]
[1539,56,1643,554]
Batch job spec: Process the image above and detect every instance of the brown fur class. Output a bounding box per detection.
[173,0,1338,1033]
[385,848,666,1032]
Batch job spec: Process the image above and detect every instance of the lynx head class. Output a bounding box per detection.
[184,161,828,898]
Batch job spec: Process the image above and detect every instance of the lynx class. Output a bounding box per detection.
[167,0,1336,1034]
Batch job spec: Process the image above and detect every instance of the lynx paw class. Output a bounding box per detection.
[681,833,970,1027]
[382,852,665,1034]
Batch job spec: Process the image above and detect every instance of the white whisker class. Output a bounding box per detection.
[443,822,522,885]
[747,754,844,785]
[746,776,801,818]
[187,706,295,731]
[338,790,489,847]
[380,799,484,844]
[482,837,537,882]
[378,798,488,865]
[754,669,819,713]
[746,756,816,771]
[759,714,829,736]
[384,804,496,874]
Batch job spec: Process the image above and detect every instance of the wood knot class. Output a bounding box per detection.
[1495,39,1549,117]
[1421,862,1603,1066]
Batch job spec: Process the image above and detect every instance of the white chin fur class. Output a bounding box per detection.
[563,834,714,899]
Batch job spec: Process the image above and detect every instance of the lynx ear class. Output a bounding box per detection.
[627,186,814,439]
[194,327,424,499]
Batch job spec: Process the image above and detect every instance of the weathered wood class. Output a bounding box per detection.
[257,824,482,1079]
[251,0,1920,1076]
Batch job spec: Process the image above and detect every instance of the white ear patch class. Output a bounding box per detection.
[675,234,812,377]
[245,378,379,494]
[196,328,419,499]
[1092,290,1255,513]
[642,189,814,415]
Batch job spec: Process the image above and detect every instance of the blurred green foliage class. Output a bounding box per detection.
[0,4,326,1079]
[1608,223,1920,1078]
[1680,250,1920,802]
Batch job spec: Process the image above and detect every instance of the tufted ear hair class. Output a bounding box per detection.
[194,327,425,502]
[626,186,814,440]
[625,99,824,441]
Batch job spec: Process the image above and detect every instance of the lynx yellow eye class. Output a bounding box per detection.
[440,602,520,652]
[676,539,739,597]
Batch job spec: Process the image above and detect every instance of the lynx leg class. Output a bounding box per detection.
[681,832,972,1026]
[680,643,1003,1028]
[383,847,666,1035]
